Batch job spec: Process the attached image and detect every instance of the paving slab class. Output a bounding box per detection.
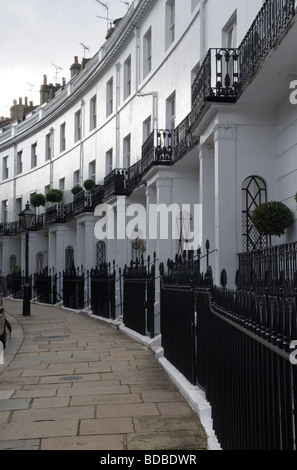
[0,299,208,451]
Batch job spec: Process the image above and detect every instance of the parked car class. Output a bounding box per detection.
[0,304,11,348]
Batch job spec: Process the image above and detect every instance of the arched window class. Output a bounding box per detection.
[96,241,106,268]
[65,246,74,272]
[242,176,267,251]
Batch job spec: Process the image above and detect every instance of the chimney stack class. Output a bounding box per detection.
[70,56,81,78]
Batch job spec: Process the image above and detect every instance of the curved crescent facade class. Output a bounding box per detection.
[0,0,297,305]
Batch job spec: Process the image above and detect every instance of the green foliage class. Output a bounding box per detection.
[30,193,46,208]
[12,266,22,276]
[295,193,297,203]
[46,189,63,203]
[71,185,83,195]
[252,201,293,237]
[83,179,96,190]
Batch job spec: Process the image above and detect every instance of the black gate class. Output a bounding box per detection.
[90,263,116,319]
[34,269,57,304]
[159,248,214,384]
[123,255,155,338]
[63,268,85,310]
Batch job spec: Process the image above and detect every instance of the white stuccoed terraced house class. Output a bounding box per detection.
[0,0,296,325]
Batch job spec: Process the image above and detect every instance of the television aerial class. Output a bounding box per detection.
[80,43,90,58]
[51,63,63,84]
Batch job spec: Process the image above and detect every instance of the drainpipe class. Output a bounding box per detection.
[49,127,54,188]
[115,63,120,169]
[135,27,140,93]
[200,0,206,62]
[136,92,158,131]
[80,99,85,185]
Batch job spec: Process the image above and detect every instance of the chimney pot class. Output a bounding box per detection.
[74,56,78,64]
[43,75,47,85]
[25,97,28,106]
[19,98,22,105]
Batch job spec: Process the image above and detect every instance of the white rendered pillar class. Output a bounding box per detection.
[214,124,237,287]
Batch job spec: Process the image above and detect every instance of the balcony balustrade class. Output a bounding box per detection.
[72,190,94,215]
[141,129,174,175]
[0,1,295,235]
[104,168,128,200]
[92,185,105,208]
[45,203,73,225]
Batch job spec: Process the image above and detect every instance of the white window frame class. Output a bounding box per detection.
[90,95,97,131]
[106,78,114,117]
[2,156,8,180]
[75,110,82,142]
[143,27,152,78]
[60,122,66,152]
[124,56,132,100]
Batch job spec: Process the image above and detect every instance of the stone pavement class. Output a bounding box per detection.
[0,300,208,451]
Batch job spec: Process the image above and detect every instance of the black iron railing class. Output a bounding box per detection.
[73,190,94,215]
[238,242,297,294]
[174,113,200,163]
[126,160,143,195]
[190,0,295,126]
[239,0,295,90]
[92,185,105,208]
[190,48,240,126]
[141,129,174,175]
[103,168,127,200]
[196,288,297,450]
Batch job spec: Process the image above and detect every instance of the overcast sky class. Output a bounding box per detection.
[0,0,130,117]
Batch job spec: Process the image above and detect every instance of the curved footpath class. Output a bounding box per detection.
[0,299,220,451]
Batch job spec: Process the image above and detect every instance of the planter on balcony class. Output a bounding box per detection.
[104,169,127,199]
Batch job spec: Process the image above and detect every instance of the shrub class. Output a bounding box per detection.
[46,189,63,203]
[71,185,83,195]
[30,193,46,208]
[252,201,293,238]
[83,179,96,191]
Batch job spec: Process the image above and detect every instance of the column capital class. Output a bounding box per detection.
[214,124,236,142]
[145,187,156,197]
[199,144,214,161]
[156,178,172,189]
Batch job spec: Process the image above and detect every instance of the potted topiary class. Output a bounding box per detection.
[30,193,46,208]
[71,185,83,195]
[252,201,293,246]
[30,194,46,215]
[46,189,63,203]
[83,179,96,191]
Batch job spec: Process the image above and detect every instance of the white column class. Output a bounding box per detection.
[48,231,56,271]
[156,178,173,265]
[199,144,215,271]
[145,186,157,258]
[84,219,95,270]
[55,228,65,274]
[214,124,237,287]
[76,221,84,268]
